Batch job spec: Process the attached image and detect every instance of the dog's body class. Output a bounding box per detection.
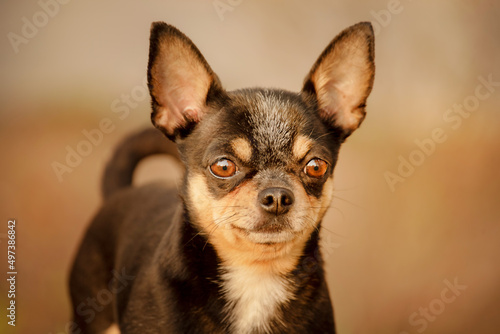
[69,22,375,334]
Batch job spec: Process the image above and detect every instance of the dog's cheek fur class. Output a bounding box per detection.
[186,172,257,252]
[313,176,335,222]
[187,174,275,263]
[292,175,335,233]
[187,171,335,268]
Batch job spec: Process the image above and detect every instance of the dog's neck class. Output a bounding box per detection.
[220,264,294,334]
[219,228,323,333]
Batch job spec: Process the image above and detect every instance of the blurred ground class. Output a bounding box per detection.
[0,1,499,333]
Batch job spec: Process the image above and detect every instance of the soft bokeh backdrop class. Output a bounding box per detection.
[1,0,499,333]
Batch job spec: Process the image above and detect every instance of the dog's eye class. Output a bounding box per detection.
[210,159,238,178]
[304,159,328,178]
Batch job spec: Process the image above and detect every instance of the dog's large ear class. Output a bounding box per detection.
[302,22,375,140]
[148,22,224,141]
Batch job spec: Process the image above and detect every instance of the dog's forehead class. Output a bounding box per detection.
[246,91,296,148]
[227,89,308,163]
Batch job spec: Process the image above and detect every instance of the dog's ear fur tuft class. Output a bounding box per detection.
[148,22,224,141]
[302,22,375,140]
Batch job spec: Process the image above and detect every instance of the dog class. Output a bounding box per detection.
[69,21,375,334]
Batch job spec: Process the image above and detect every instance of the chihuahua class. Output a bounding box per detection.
[69,21,375,334]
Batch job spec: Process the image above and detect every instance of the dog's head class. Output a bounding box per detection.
[147,22,374,270]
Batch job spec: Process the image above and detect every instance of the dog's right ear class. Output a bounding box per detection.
[148,22,224,141]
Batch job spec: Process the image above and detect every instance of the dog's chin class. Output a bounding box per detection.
[231,223,299,245]
[247,230,297,245]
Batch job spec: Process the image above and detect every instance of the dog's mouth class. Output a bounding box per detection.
[231,221,298,244]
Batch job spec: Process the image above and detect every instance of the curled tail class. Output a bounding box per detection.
[102,128,180,199]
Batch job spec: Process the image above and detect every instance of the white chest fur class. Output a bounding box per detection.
[220,266,294,334]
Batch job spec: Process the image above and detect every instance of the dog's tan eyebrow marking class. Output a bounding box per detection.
[293,135,313,161]
[231,137,253,162]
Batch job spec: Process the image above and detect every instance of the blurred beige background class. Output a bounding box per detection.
[1,0,499,333]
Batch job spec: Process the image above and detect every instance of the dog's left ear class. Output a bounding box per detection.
[302,22,375,139]
[148,22,224,141]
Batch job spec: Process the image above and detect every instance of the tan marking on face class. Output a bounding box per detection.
[311,177,335,221]
[188,173,305,274]
[231,137,253,162]
[292,135,313,161]
[285,175,335,244]
[187,171,336,275]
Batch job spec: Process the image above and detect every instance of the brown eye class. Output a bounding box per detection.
[304,159,328,178]
[210,159,238,178]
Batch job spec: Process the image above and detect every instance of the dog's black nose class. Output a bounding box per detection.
[258,187,294,215]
